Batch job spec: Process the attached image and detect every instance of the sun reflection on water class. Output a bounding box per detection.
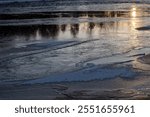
[129,5,141,49]
[1,7,147,50]
[131,7,137,18]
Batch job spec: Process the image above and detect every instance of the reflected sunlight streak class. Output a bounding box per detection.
[131,7,137,18]
[129,6,141,48]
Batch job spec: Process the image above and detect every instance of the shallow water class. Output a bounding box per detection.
[0,1,150,84]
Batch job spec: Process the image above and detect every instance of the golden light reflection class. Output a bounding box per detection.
[131,7,137,18]
[128,6,141,48]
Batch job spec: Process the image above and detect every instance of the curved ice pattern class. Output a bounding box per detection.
[0,64,138,85]
[0,39,99,63]
[23,65,138,84]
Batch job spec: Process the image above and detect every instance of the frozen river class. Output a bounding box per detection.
[0,0,150,84]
